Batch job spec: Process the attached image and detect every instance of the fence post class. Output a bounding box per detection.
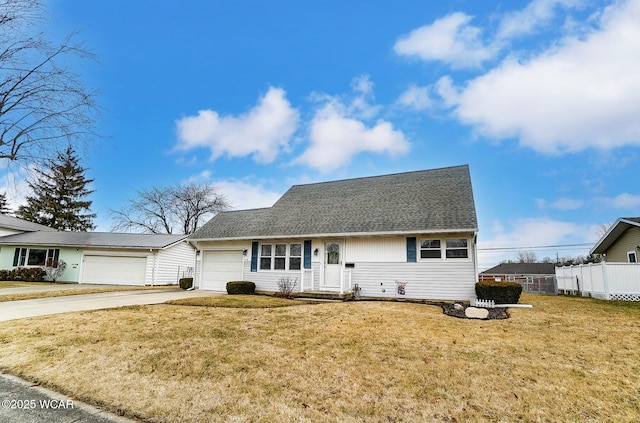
[601,261,610,300]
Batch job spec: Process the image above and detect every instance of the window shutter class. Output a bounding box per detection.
[406,237,417,262]
[13,248,20,267]
[303,240,312,269]
[54,249,60,262]
[250,242,259,272]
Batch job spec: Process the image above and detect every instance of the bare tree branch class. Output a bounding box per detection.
[0,0,99,165]
[110,183,230,234]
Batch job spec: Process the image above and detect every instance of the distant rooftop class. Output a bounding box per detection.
[0,215,56,233]
[0,231,188,249]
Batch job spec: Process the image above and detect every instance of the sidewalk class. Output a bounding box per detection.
[0,372,137,423]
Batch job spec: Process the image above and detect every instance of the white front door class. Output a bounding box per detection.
[323,242,341,288]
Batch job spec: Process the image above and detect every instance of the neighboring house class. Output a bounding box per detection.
[0,230,195,286]
[480,262,557,294]
[190,165,479,301]
[0,214,56,236]
[556,217,640,300]
[590,217,640,263]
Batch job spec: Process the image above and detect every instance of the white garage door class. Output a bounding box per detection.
[81,255,147,286]
[201,251,243,291]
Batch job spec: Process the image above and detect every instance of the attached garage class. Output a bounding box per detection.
[81,255,147,286]
[201,251,243,291]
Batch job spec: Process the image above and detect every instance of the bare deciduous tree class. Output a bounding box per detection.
[0,0,98,164]
[110,182,230,234]
[516,251,538,263]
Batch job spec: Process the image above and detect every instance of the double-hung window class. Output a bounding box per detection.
[419,238,469,260]
[259,243,303,270]
[446,239,469,258]
[420,240,441,259]
[628,251,638,263]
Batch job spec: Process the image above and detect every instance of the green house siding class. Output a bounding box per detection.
[606,227,640,262]
[0,246,84,282]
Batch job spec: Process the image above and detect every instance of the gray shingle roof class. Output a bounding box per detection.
[0,231,188,249]
[191,165,477,240]
[481,263,556,275]
[0,215,56,232]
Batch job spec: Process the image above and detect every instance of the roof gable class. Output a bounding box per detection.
[192,165,477,240]
[591,217,640,255]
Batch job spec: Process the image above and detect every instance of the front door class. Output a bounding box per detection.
[323,242,341,288]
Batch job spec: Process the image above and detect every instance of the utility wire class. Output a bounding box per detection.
[478,243,593,252]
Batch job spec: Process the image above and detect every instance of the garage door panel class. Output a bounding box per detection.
[201,251,243,291]
[82,255,147,286]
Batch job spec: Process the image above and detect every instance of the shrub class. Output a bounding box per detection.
[0,269,10,281]
[43,260,67,282]
[276,276,298,298]
[179,277,193,290]
[475,281,522,304]
[10,267,46,282]
[226,281,255,295]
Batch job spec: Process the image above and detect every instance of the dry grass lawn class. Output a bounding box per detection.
[0,293,639,422]
[0,282,176,302]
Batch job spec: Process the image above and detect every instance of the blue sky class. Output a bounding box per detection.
[2,0,640,269]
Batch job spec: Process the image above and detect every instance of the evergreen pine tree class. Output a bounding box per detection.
[16,147,96,231]
[0,193,11,214]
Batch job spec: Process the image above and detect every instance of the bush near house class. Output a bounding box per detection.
[0,267,46,282]
[475,280,522,304]
[179,278,193,290]
[226,281,255,295]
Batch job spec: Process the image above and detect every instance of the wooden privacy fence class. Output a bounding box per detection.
[556,262,640,301]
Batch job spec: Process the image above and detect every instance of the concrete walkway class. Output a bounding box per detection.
[0,289,223,322]
[0,372,136,423]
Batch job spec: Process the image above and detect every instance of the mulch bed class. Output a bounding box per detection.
[441,303,510,320]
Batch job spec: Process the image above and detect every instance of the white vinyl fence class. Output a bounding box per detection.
[556,262,640,301]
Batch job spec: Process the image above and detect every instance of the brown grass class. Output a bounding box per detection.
[0,293,638,422]
[166,294,311,308]
[0,285,176,302]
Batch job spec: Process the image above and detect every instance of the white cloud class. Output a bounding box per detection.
[393,12,495,69]
[295,77,410,172]
[217,180,283,211]
[496,0,583,41]
[598,193,640,209]
[478,217,597,270]
[447,0,640,153]
[0,164,35,211]
[396,84,433,111]
[295,101,409,172]
[536,197,584,210]
[175,87,299,163]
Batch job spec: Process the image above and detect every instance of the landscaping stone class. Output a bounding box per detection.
[464,306,490,319]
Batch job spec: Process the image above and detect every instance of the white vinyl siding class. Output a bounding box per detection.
[351,261,477,300]
[154,241,196,285]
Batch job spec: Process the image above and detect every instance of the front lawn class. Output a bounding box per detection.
[0,294,638,422]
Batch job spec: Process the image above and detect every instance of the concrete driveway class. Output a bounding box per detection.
[0,288,223,322]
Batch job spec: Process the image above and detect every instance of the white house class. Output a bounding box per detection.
[190,165,479,301]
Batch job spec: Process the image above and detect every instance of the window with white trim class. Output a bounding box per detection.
[628,251,638,263]
[13,248,60,267]
[420,240,441,259]
[446,239,469,258]
[289,243,302,270]
[259,243,303,270]
[419,238,469,260]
